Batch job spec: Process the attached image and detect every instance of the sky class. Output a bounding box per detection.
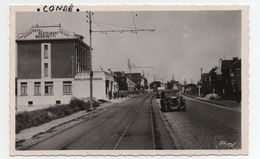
[16,10,241,84]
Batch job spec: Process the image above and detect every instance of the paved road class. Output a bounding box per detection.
[162,95,241,149]
[27,94,175,150]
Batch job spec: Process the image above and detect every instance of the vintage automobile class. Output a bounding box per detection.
[159,89,186,112]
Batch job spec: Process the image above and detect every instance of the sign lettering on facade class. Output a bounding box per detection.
[35,29,59,39]
[74,78,102,81]
[19,27,73,39]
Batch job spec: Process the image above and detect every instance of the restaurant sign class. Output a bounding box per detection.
[74,78,103,81]
[19,26,74,40]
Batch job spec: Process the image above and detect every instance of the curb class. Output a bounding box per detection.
[182,94,228,107]
[153,98,183,149]
[16,97,131,148]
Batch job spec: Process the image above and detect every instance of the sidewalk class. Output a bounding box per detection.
[182,93,241,110]
[16,97,129,142]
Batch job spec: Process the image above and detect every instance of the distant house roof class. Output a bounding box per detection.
[201,73,209,81]
[209,67,218,75]
[125,73,142,84]
[221,58,241,71]
[230,59,241,69]
[114,71,124,78]
[113,71,131,79]
[113,71,137,87]
[202,73,208,77]
[221,60,234,71]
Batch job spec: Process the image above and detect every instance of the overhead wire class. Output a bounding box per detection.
[92,17,143,64]
[131,11,150,67]
[93,21,129,59]
[92,20,144,30]
[91,15,154,70]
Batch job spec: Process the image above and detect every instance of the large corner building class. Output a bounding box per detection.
[16,24,117,112]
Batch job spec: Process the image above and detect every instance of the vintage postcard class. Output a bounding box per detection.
[10,5,249,156]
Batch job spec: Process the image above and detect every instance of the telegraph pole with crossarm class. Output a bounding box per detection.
[87,11,155,110]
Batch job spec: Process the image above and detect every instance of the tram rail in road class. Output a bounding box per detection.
[25,94,163,150]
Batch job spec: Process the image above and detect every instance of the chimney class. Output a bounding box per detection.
[233,57,239,61]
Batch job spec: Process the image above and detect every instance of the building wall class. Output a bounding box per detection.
[17,78,74,112]
[17,39,93,80]
[17,71,117,112]
[126,77,136,91]
[16,26,94,112]
[17,42,41,79]
[51,41,75,78]
[73,72,115,99]
[74,72,105,99]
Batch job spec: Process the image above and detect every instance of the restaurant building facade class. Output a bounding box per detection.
[16,24,118,112]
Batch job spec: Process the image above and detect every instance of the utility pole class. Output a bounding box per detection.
[128,58,132,78]
[200,67,203,85]
[127,58,132,93]
[128,61,155,94]
[127,59,155,93]
[88,11,93,110]
[87,11,155,102]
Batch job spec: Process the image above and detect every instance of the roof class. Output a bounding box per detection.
[17,24,85,41]
[125,73,142,84]
[201,73,208,77]
[221,60,234,71]
[114,71,124,78]
[221,58,241,71]
[230,59,241,69]
[209,67,218,74]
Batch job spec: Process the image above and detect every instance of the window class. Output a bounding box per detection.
[235,69,241,76]
[28,101,33,106]
[44,63,48,77]
[44,45,48,59]
[63,81,72,94]
[21,82,27,95]
[56,100,61,105]
[34,82,41,95]
[45,82,53,95]
[41,43,51,78]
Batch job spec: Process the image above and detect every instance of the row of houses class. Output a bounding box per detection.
[200,57,241,101]
[15,24,147,111]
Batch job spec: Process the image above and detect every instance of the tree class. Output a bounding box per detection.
[166,80,180,89]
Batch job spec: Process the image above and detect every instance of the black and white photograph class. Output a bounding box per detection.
[10,5,249,156]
